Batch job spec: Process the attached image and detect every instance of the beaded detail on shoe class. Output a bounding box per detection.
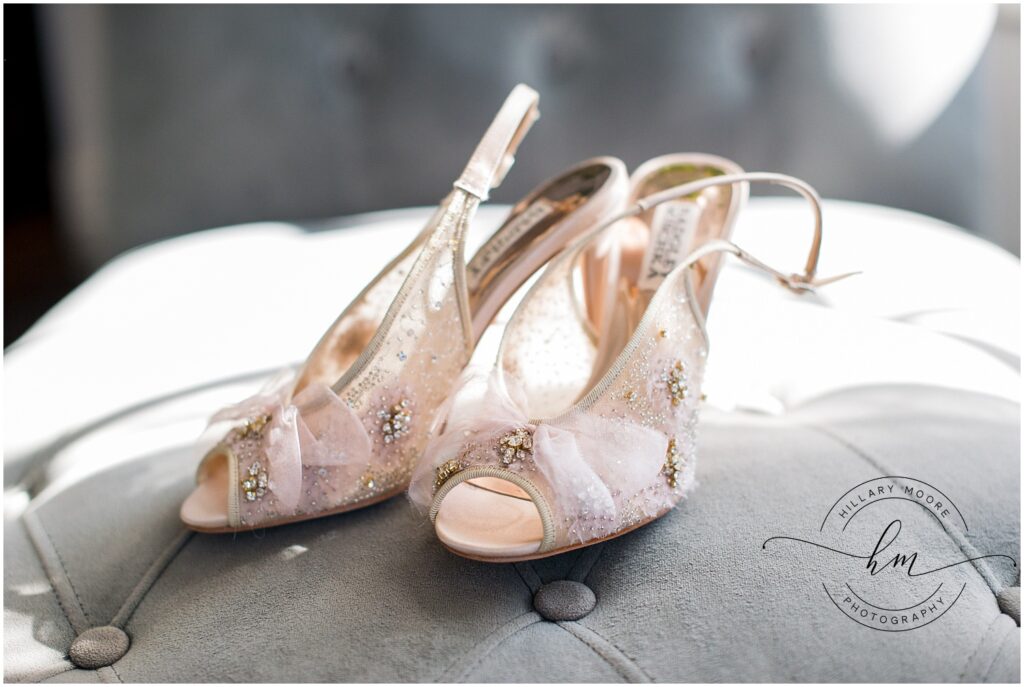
[497,427,534,466]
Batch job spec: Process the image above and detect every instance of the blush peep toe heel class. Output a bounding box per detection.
[411,163,853,562]
[180,84,630,532]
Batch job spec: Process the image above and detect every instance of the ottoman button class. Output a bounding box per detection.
[69,626,130,669]
[997,587,1020,625]
[533,580,597,621]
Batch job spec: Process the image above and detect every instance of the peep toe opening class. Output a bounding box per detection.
[181,448,235,531]
[430,468,556,559]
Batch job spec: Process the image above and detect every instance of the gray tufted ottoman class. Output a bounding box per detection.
[5,202,1019,682]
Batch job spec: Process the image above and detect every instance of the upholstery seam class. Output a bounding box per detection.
[958,612,1004,681]
[557,623,623,680]
[19,520,76,634]
[557,620,652,683]
[105,663,125,683]
[22,511,91,632]
[571,542,606,584]
[437,610,540,682]
[805,422,1008,597]
[527,560,542,588]
[583,623,653,683]
[513,561,541,594]
[34,515,93,626]
[95,665,117,683]
[111,529,195,629]
[979,619,1017,683]
[584,547,605,585]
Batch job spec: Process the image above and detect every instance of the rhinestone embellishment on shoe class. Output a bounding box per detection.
[498,427,534,466]
[663,438,682,489]
[378,399,412,444]
[434,459,464,491]
[237,413,270,439]
[662,361,688,406]
[241,461,269,501]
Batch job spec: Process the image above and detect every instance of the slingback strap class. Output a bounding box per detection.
[633,172,828,287]
[592,170,856,292]
[453,84,540,201]
[676,239,856,294]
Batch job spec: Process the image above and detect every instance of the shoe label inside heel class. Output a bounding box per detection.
[467,198,556,291]
[638,200,702,291]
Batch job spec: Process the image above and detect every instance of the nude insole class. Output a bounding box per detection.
[434,480,544,558]
[180,456,230,529]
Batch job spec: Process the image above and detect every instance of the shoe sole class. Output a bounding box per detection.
[439,506,672,563]
[183,483,409,534]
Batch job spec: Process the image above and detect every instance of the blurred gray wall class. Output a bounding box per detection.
[39,4,1020,270]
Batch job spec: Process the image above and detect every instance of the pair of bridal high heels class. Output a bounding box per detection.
[180,84,849,562]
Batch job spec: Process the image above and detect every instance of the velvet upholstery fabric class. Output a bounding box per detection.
[6,388,1019,682]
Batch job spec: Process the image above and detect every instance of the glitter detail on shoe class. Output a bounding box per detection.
[378,399,412,444]
[497,427,534,466]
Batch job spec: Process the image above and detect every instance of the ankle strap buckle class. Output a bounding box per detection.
[776,269,861,295]
[777,273,817,294]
